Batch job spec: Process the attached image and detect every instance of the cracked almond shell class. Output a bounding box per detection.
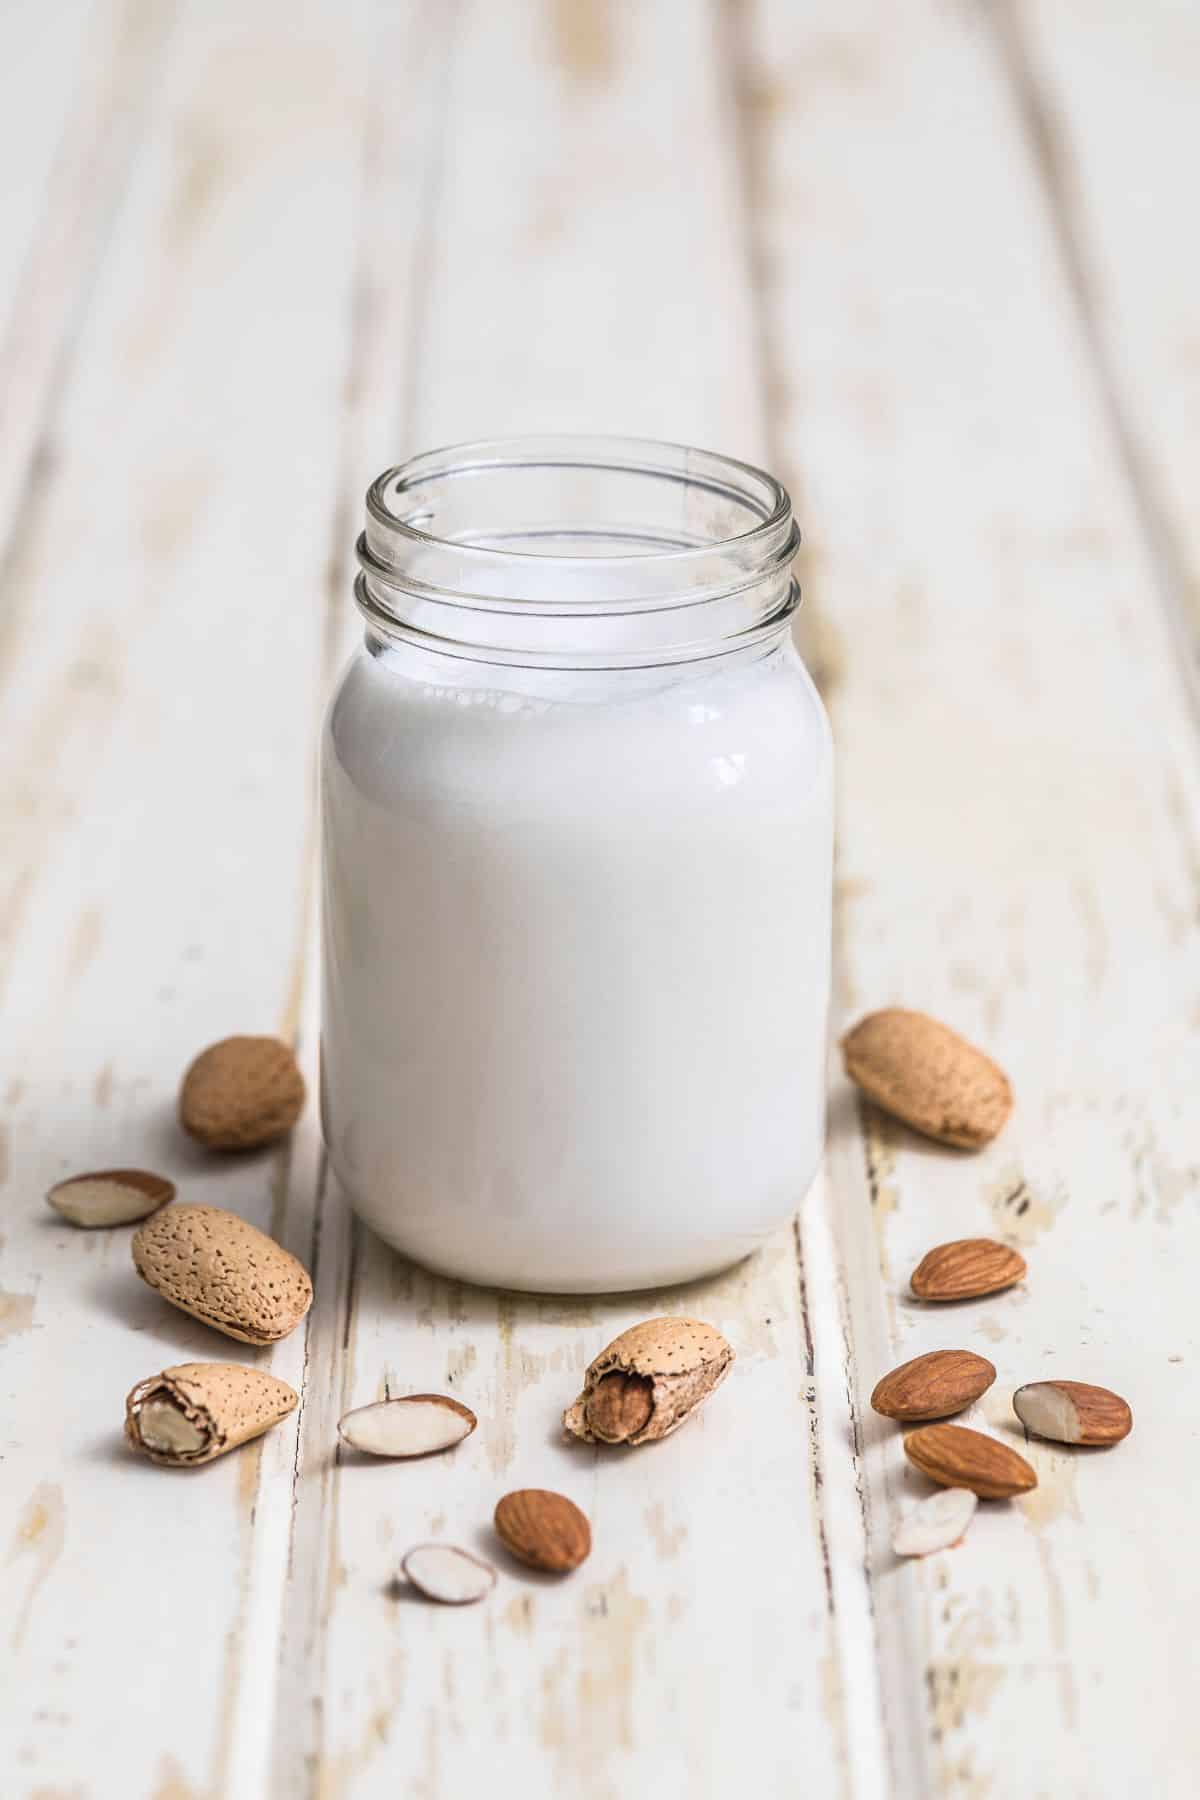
[563,1316,733,1446]
[125,1363,298,1467]
[841,1008,1012,1148]
[179,1035,305,1150]
[132,1203,313,1344]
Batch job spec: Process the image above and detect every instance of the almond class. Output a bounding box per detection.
[179,1035,305,1150]
[1013,1380,1132,1446]
[563,1317,733,1446]
[892,1487,978,1557]
[494,1489,591,1572]
[910,1238,1026,1302]
[132,1203,313,1344]
[904,1423,1037,1498]
[125,1363,297,1466]
[871,1349,996,1421]
[338,1394,477,1458]
[401,1544,496,1605]
[841,1008,1012,1148]
[46,1168,174,1228]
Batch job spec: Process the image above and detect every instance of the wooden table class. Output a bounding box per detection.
[2,2,1197,1794]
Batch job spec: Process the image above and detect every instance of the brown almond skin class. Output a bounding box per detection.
[584,1372,655,1442]
[904,1424,1037,1498]
[563,1317,733,1447]
[871,1350,996,1421]
[911,1239,1026,1302]
[494,1490,591,1572]
[179,1036,305,1150]
[132,1203,313,1344]
[1013,1380,1133,1446]
[841,1009,1012,1148]
[125,1363,298,1467]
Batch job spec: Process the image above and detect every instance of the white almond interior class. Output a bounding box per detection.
[138,1398,208,1457]
[1013,1383,1081,1444]
[339,1397,473,1458]
[48,1178,159,1227]
[402,1545,495,1605]
[892,1487,978,1558]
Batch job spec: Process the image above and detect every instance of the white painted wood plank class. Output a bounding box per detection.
[0,0,176,592]
[0,1,376,1794]
[275,4,860,1796]
[747,1,1200,1793]
[1001,0,1200,671]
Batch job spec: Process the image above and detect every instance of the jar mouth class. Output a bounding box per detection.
[356,434,800,668]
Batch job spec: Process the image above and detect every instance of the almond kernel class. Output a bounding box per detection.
[910,1238,1026,1302]
[871,1349,996,1421]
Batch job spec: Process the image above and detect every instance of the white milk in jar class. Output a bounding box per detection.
[321,438,832,1292]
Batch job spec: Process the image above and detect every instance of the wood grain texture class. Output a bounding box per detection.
[744,0,1200,1792]
[0,1,375,1794]
[4,0,1199,1794]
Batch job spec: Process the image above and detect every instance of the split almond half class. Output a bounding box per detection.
[871,1349,996,1421]
[402,1544,496,1606]
[46,1168,174,1228]
[1013,1380,1132,1446]
[910,1238,1026,1302]
[904,1423,1037,1499]
[892,1487,978,1558]
[125,1363,298,1467]
[841,1008,1012,1148]
[563,1317,733,1446]
[338,1394,477,1459]
[494,1489,591,1573]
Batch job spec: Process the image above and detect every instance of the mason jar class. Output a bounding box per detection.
[321,436,832,1293]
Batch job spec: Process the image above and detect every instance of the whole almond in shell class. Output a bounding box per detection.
[132,1203,312,1344]
[911,1238,1026,1302]
[1013,1380,1132,1446]
[872,1349,996,1421]
[125,1363,297,1466]
[47,1168,174,1228]
[179,1035,305,1150]
[494,1490,591,1573]
[904,1423,1037,1499]
[563,1317,733,1446]
[841,1009,1012,1148]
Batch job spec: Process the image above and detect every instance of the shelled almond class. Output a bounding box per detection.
[46,1168,174,1228]
[494,1490,591,1572]
[871,1349,995,1421]
[1013,1380,1132,1446]
[910,1238,1026,1302]
[892,1487,978,1558]
[904,1423,1037,1499]
[338,1395,477,1458]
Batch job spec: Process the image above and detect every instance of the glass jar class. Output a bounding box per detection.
[321,436,832,1293]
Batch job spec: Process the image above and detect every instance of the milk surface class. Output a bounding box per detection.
[321,636,832,1292]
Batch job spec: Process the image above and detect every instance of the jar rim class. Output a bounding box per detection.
[356,434,800,668]
[364,433,794,575]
